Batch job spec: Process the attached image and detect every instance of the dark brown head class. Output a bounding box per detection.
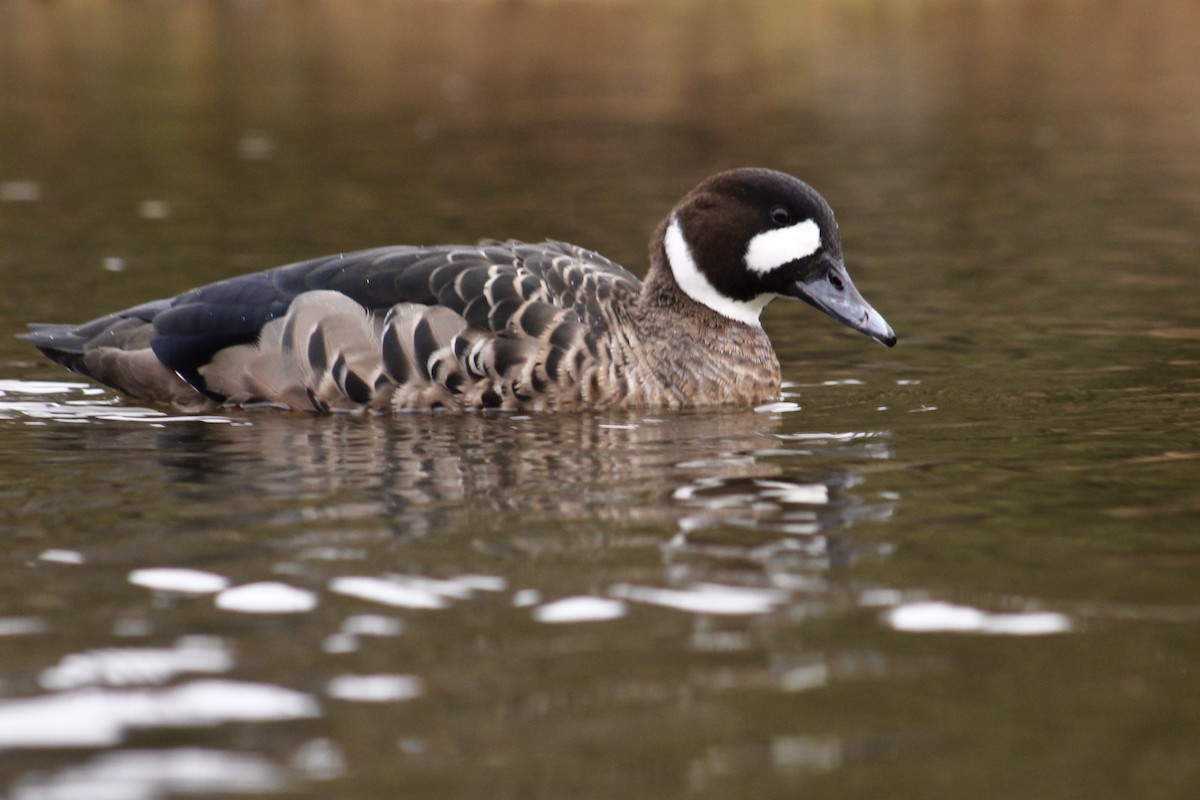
[657,168,895,345]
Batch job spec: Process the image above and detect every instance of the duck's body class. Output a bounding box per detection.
[21,169,895,413]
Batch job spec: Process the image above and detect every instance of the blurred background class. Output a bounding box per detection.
[4,0,1196,313]
[1,1,1199,798]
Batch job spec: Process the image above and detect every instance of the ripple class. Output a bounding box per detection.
[532,596,627,624]
[0,379,102,396]
[328,573,506,610]
[883,601,1072,635]
[754,401,802,413]
[512,589,542,607]
[38,549,85,565]
[0,179,42,202]
[9,748,288,799]
[329,576,449,609]
[0,680,319,750]
[609,583,786,616]
[753,479,830,505]
[129,568,231,595]
[340,614,405,637]
[327,674,422,703]
[772,430,888,442]
[0,617,49,636]
[0,380,239,425]
[215,582,319,614]
[39,637,232,690]
[668,472,895,545]
[322,614,406,654]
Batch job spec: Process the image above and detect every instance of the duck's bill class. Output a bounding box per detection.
[787,260,897,347]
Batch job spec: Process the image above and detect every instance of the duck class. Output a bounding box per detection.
[20,168,896,413]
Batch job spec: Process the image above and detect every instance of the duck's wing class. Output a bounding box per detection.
[21,242,644,411]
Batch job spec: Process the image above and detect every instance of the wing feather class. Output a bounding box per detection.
[22,240,643,411]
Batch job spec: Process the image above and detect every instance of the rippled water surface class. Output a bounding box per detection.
[2,1,1199,797]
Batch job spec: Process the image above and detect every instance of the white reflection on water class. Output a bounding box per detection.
[689,729,920,790]
[328,573,506,610]
[0,179,42,202]
[0,680,319,750]
[215,582,319,614]
[443,574,508,593]
[9,748,289,800]
[776,661,830,692]
[688,735,843,789]
[790,379,865,387]
[610,583,787,616]
[291,738,347,782]
[0,380,239,425]
[0,617,49,636]
[884,601,1073,635]
[773,430,884,442]
[674,475,837,506]
[0,380,101,396]
[754,401,802,413]
[38,549,84,565]
[667,469,896,557]
[771,735,843,772]
[327,674,422,703]
[341,614,405,637]
[532,596,628,624]
[129,568,231,595]
[39,636,232,690]
[322,614,405,654]
[771,430,893,459]
[328,576,449,609]
[512,589,542,607]
[237,130,278,161]
[138,199,170,220]
[754,479,830,505]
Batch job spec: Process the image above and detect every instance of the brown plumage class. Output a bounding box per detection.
[21,169,895,413]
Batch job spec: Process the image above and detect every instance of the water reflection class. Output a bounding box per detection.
[214,581,319,614]
[129,567,231,594]
[0,380,239,426]
[326,674,422,704]
[9,749,290,800]
[883,600,1072,635]
[0,680,319,750]
[38,636,232,691]
[688,730,919,789]
[1,381,899,580]
[0,377,929,782]
[532,595,628,624]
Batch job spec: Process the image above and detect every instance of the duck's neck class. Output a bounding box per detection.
[632,225,782,406]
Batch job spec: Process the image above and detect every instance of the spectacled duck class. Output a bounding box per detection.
[21,168,896,412]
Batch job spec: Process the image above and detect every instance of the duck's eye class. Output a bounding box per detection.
[829,274,844,291]
[770,206,791,226]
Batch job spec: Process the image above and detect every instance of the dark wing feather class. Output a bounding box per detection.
[21,240,643,406]
[509,241,641,330]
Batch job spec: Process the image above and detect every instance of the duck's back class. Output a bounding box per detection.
[23,241,648,412]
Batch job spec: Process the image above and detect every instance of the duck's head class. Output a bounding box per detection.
[660,167,896,346]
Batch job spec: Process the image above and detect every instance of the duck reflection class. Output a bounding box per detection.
[6,381,896,573]
[139,406,896,553]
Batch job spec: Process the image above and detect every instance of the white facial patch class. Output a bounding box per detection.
[665,217,774,327]
[744,219,821,275]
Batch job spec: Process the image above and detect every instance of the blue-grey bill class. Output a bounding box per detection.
[791,262,897,347]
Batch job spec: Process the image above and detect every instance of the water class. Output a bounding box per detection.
[2,1,1199,797]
